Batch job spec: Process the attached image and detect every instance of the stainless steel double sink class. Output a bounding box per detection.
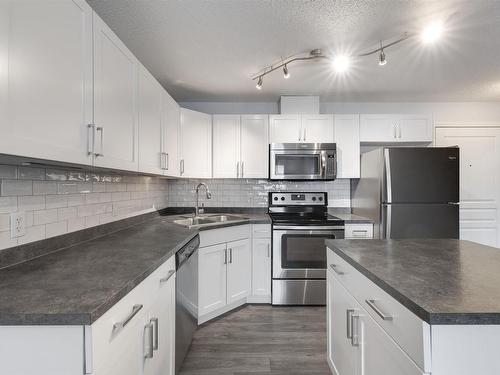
[173,214,249,229]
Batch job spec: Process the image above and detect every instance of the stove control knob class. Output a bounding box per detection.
[312,197,316,201]
[274,196,278,201]
[318,196,323,201]
[281,197,285,201]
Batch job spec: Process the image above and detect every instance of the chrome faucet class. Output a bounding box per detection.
[195,183,212,217]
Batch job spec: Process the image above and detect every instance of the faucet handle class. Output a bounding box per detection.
[199,203,205,215]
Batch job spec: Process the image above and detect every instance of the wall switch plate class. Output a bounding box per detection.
[10,212,26,239]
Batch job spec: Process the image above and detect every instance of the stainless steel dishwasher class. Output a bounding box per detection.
[175,234,200,374]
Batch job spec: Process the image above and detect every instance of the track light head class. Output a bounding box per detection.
[283,64,290,79]
[378,49,387,66]
[256,76,263,90]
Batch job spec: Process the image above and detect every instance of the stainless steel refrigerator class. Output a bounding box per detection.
[351,147,459,239]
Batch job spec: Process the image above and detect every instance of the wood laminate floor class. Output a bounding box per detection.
[179,305,330,375]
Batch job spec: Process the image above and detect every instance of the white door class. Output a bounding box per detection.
[301,114,334,143]
[1,0,93,165]
[334,115,360,178]
[328,271,361,375]
[398,115,432,142]
[138,66,163,175]
[212,115,241,178]
[162,91,180,177]
[269,115,301,143]
[93,13,138,171]
[241,115,269,178]
[360,115,398,143]
[251,238,271,297]
[226,238,252,304]
[198,243,227,316]
[436,127,500,247]
[363,312,424,375]
[179,108,212,178]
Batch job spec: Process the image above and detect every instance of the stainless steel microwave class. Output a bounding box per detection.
[269,143,337,180]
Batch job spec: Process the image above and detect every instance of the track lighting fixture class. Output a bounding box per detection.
[332,55,350,73]
[378,41,387,66]
[256,76,263,90]
[283,64,290,79]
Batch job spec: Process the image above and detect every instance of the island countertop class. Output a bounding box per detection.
[326,238,500,325]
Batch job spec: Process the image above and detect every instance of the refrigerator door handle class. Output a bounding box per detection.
[384,149,393,203]
[382,204,392,239]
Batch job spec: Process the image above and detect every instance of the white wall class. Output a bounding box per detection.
[180,101,500,123]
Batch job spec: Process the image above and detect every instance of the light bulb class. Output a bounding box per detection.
[422,21,443,44]
[283,64,290,79]
[379,49,387,66]
[332,55,350,73]
[256,76,263,90]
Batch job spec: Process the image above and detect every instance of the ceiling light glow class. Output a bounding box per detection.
[422,21,443,44]
[256,76,263,90]
[332,55,350,73]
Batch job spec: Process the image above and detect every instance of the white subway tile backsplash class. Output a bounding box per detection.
[67,217,85,232]
[18,167,45,181]
[33,181,57,195]
[18,225,45,245]
[46,221,68,238]
[67,194,85,207]
[0,214,9,232]
[33,209,58,225]
[0,231,18,251]
[0,197,17,214]
[1,180,33,196]
[57,182,78,195]
[18,196,45,211]
[57,207,77,221]
[45,169,67,181]
[0,165,18,179]
[46,195,68,209]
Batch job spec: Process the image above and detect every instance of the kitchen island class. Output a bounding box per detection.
[326,239,500,375]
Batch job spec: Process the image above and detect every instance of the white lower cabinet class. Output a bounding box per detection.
[198,242,228,316]
[226,239,252,304]
[250,224,272,302]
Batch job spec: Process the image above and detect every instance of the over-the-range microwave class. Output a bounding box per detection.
[269,143,337,180]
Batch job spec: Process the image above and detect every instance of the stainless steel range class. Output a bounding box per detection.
[269,192,344,305]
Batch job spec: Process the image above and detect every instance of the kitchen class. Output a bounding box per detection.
[1,1,500,375]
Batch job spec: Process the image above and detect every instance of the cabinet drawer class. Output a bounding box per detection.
[199,224,251,247]
[91,255,176,373]
[252,224,271,238]
[327,249,431,373]
[345,223,373,239]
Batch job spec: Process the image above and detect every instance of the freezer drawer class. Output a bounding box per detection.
[382,203,459,239]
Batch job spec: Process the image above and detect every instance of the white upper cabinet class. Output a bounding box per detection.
[213,114,269,179]
[270,114,333,143]
[179,108,212,178]
[213,115,241,178]
[240,115,269,178]
[93,13,139,171]
[334,114,360,178]
[360,114,432,143]
[0,0,93,165]
[301,114,334,143]
[162,91,180,177]
[138,65,163,175]
[269,114,301,143]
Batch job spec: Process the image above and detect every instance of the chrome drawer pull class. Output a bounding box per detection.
[351,314,361,347]
[150,318,159,351]
[113,304,143,332]
[144,322,154,359]
[346,308,355,339]
[366,299,393,321]
[160,270,175,283]
[329,264,344,275]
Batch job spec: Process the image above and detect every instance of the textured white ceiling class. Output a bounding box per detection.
[87,0,500,102]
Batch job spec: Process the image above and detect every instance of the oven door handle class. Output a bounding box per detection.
[273,225,345,231]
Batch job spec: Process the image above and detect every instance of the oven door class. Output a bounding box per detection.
[272,225,344,279]
[270,150,325,180]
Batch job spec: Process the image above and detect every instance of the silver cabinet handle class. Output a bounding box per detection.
[398,124,402,139]
[160,270,175,283]
[180,159,185,175]
[113,304,143,332]
[393,124,397,139]
[224,248,227,264]
[229,248,233,263]
[95,126,104,157]
[241,161,244,178]
[166,153,169,170]
[267,243,270,258]
[329,264,344,275]
[150,318,159,351]
[236,161,240,178]
[303,128,306,142]
[366,299,393,321]
[298,127,302,142]
[346,308,355,339]
[144,322,154,359]
[160,152,165,170]
[351,314,361,347]
[87,124,95,156]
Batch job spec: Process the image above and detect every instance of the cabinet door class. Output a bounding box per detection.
[226,238,252,304]
[199,243,227,316]
[213,115,241,178]
[269,115,301,143]
[363,312,424,375]
[179,108,212,178]
[241,115,269,178]
[328,271,362,375]
[398,115,432,142]
[162,91,180,177]
[93,13,138,171]
[138,65,163,175]
[1,0,93,165]
[252,238,271,297]
[334,115,360,178]
[360,115,398,143]
[301,114,334,143]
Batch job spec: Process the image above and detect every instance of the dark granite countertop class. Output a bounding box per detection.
[328,212,373,224]
[326,239,500,325]
[0,217,198,326]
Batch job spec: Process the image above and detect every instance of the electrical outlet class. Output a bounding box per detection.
[10,212,26,239]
